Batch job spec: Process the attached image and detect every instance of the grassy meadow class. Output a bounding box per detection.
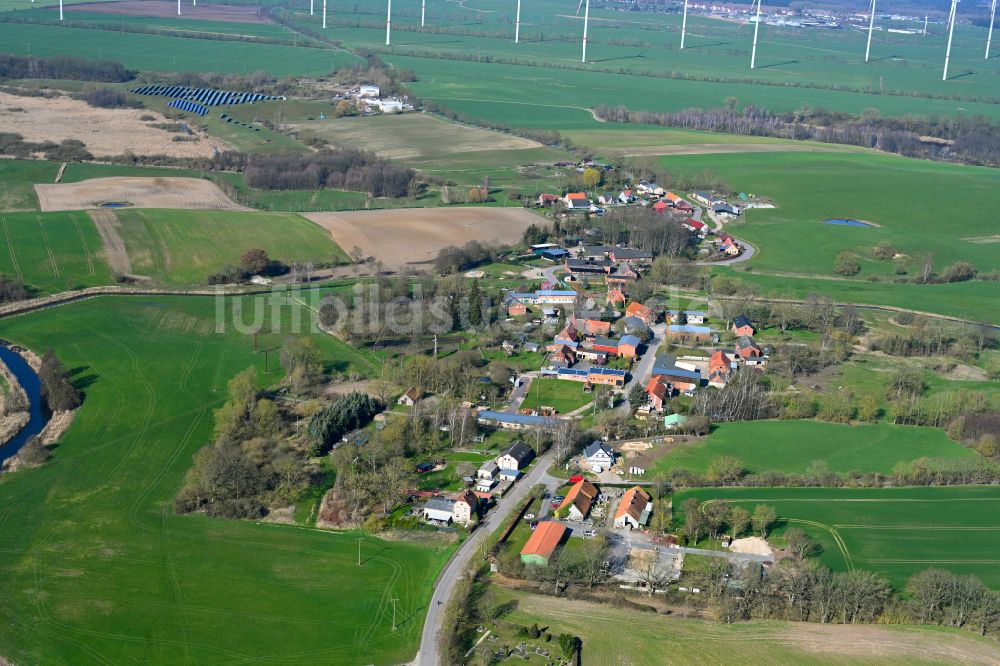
[0,295,438,664]
[109,209,348,283]
[492,588,1000,665]
[0,210,114,293]
[518,377,592,414]
[648,421,974,477]
[676,486,1000,588]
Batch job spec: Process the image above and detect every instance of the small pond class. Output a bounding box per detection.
[823,218,874,227]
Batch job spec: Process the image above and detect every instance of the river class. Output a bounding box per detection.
[0,345,49,466]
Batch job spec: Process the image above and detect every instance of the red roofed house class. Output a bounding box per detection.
[550,345,577,367]
[652,200,669,214]
[452,490,479,525]
[558,479,599,521]
[683,218,707,235]
[625,302,656,325]
[508,301,528,317]
[577,319,612,338]
[736,335,764,363]
[708,350,735,388]
[613,486,652,529]
[537,193,560,207]
[645,377,670,410]
[606,287,627,307]
[520,521,568,566]
[556,322,579,343]
[731,315,756,338]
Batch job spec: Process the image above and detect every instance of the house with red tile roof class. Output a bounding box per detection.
[652,200,669,214]
[606,287,627,306]
[558,479,599,521]
[521,521,568,565]
[624,302,655,324]
[613,486,652,529]
[645,377,670,410]
[576,319,611,338]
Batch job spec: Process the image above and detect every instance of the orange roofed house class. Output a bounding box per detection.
[625,302,656,325]
[558,479,599,521]
[613,486,652,529]
[520,521,568,566]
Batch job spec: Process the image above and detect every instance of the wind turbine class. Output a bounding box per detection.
[943,0,958,80]
[386,0,392,45]
[579,0,590,63]
[923,14,928,35]
[310,0,314,17]
[515,0,522,43]
[987,0,997,59]
[421,0,426,27]
[750,0,762,69]
[177,0,181,15]
[59,0,63,20]
[680,0,689,49]
[865,0,876,62]
[322,0,327,28]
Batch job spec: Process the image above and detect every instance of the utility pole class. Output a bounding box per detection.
[750,0,762,69]
[680,0,689,49]
[987,0,997,59]
[386,0,392,45]
[390,598,399,631]
[514,0,521,43]
[433,333,439,358]
[865,0,876,63]
[943,0,959,81]
[357,537,363,565]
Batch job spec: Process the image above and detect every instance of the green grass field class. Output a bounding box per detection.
[676,486,1000,588]
[111,209,348,284]
[518,377,592,414]
[651,150,1000,322]
[0,295,438,664]
[492,588,1000,665]
[648,421,974,477]
[0,210,114,293]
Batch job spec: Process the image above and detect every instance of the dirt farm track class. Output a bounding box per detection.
[35,177,249,212]
[65,1,272,22]
[304,208,542,270]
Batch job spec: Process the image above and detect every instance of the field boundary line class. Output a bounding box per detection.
[1,217,22,280]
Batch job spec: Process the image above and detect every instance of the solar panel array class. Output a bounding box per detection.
[168,99,209,116]
[129,85,285,106]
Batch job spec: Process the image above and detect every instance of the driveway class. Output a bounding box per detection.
[416,453,562,665]
[694,238,755,266]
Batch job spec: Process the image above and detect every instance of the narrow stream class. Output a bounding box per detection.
[0,345,49,466]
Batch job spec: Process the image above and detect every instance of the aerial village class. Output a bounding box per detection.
[395,174,774,594]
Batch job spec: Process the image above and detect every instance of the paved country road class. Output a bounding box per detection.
[416,451,561,665]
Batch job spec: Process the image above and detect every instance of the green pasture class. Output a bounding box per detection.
[0,295,432,664]
[0,210,114,293]
[518,377,592,414]
[494,588,1000,665]
[0,21,358,75]
[648,421,974,477]
[676,486,1000,588]
[111,209,348,283]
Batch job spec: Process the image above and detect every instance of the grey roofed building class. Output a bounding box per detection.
[584,440,614,459]
[502,441,536,467]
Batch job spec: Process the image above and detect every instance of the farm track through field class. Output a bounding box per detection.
[68,213,96,276]
[0,217,22,280]
[35,215,60,278]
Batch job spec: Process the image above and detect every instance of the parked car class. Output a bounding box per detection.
[524,513,536,521]
[583,530,596,538]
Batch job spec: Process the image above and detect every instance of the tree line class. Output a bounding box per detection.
[593,103,1000,168]
[243,148,416,198]
[0,53,132,83]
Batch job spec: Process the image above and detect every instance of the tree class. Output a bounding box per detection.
[706,455,745,484]
[582,167,602,189]
[627,383,648,411]
[240,248,269,275]
[728,506,750,537]
[942,261,976,283]
[38,350,82,412]
[682,498,705,544]
[468,280,482,327]
[887,366,925,401]
[872,241,896,260]
[751,504,777,538]
[834,251,860,276]
[784,527,817,560]
[857,394,880,422]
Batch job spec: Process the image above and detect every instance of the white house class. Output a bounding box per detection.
[477,460,499,481]
[358,84,380,98]
[422,497,455,523]
[452,491,479,524]
[583,441,615,473]
[497,442,535,471]
[613,486,652,529]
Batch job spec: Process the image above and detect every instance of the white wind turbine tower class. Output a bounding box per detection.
[943,0,959,80]
[515,0,522,43]
[322,0,327,28]
[177,0,181,15]
[865,0,876,62]
[680,0,689,49]
[579,0,590,62]
[987,0,997,59]
[386,0,392,45]
[59,0,63,20]
[310,0,314,17]
[750,0,762,69]
[421,0,426,27]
